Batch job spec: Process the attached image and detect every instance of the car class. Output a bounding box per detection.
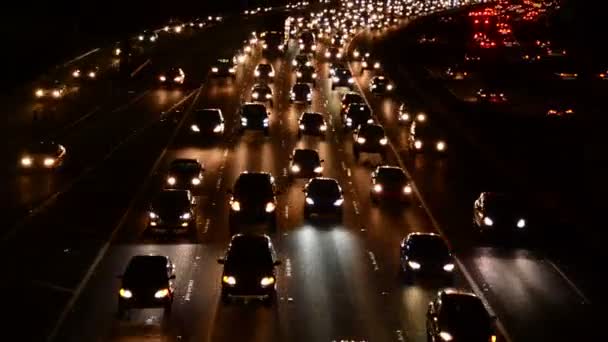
[427,289,497,342]
[408,121,447,154]
[369,76,393,94]
[329,61,347,76]
[296,65,317,86]
[340,92,364,114]
[34,80,67,99]
[251,83,273,105]
[360,56,381,71]
[71,65,100,80]
[117,255,175,316]
[238,103,270,136]
[165,158,204,190]
[189,108,225,137]
[353,123,388,160]
[303,177,344,220]
[370,165,413,204]
[476,88,507,104]
[330,33,345,46]
[210,58,237,78]
[260,31,286,56]
[343,103,373,130]
[473,192,528,237]
[324,46,343,60]
[254,63,276,81]
[298,112,327,138]
[19,140,67,170]
[158,67,185,85]
[217,234,281,304]
[331,68,354,90]
[546,106,574,117]
[290,83,312,104]
[163,19,185,33]
[298,31,317,52]
[136,30,159,43]
[292,53,313,69]
[289,148,324,179]
[228,172,279,231]
[147,189,196,230]
[397,104,427,125]
[444,65,469,80]
[399,232,454,282]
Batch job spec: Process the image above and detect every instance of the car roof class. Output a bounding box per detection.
[170,158,199,166]
[229,233,273,250]
[308,177,340,188]
[126,255,169,273]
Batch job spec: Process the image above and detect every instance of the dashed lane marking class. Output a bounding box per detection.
[368,251,379,271]
[203,218,211,234]
[285,258,292,277]
[184,280,194,302]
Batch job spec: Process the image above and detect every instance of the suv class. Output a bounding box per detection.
[147,189,196,231]
[353,123,388,160]
[298,112,327,139]
[400,232,454,283]
[370,165,413,204]
[343,103,373,130]
[289,148,324,179]
[117,255,176,316]
[239,103,270,136]
[165,158,204,190]
[189,108,225,137]
[408,121,447,155]
[218,234,281,305]
[290,83,312,104]
[228,172,279,231]
[303,177,344,220]
[210,58,236,79]
[331,68,354,90]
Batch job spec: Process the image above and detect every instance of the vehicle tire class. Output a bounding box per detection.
[331,84,336,90]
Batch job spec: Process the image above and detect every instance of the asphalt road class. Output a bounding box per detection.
[1,3,595,342]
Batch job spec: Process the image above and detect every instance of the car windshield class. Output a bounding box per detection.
[336,69,351,77]
[218,59,231,65]
[373,77,387,85]
[296,55,309,63]
[234,174,274,197]
[27,142,58,154]
[485,193,517,211]
[242,105,267,117]
[154,191,189,209]
[123,256,167,283]
[258,64,272,73]
[413,124,441,137]
[302,113,323,124]
[254,85,270,92]
[307,179,341,198]
[169,160,199,173]
[193,110,221,122]
[226,238,273,267]
[344,94,363,104]
[377,168,406,183]
[293,150,319,163]
[294,84,310,92]
[440,296,490,326]
[361,125,384,137]
[409,236,449,258]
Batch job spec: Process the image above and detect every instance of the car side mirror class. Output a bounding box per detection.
[217,258,225,264]
[169,275,176,279]
[273,260,282,266]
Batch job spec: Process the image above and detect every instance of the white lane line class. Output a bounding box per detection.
[284,205,289,220]
[353,200,360,215]
[346,167,351,177]
[161,90,198,116]
[32,280,74,294]
[546,259,591,305]
[223,149,228,158]
[347,48,515,342]
[54,106,101,137]
[62,48,100,67]
[111,90,150,113]
[341,161,347,170]
[282,167,288,177]
[130,59,151,77]
[368,251,379,271]
[184,279,194,302]
[46,84,204,342]
[216,176,222,190]
[203,219,211,234]
[395,329,406,342]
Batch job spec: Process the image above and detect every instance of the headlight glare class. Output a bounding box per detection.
[154,288,170,298]
[408,261,421,269]
[265,202,276,212]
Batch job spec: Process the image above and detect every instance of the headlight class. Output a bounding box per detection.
[192,177,201,185]
[241,117,248,125]
[265,93,272,99]
[299,43,305,49]
[167,176,176,185]
[436,141,446,151]
[154,288,170,298]
[238,55,246,63]
[231,200,241,211]
[191,124,200,132]
[311,44,317,50]
[305,197,315,205]
[245,46,252,53]
[439,331,453,341]
[320,124,327,131]
[297,71,303,78]
[362,61,368,68]
[374,62,380,68]
[174,76,182,83]
[211,67,218,73]
[222,275,236,285]
[353,51,360,58]
[254,70,260,77]
[72,70,80,78]
[149,212,157,219]
[373,184,382,193]
[305,61,311,66]
[88,71,96,78]
[213,124,224,133]
[387,84,393,90]
[348,77,355,83]
[407,261,421,269]
[43,158,55,166]
[414,140,423,149]
[336,53,342,58]
[312,73,317,78]
[357,137,366,144]
[292,60,298,66]
[332,76,340,83]
[180,212,191,220]
[403,185,412,194]
[483,216,494,226]
[517,218,526,228]
[150,36,157,42]
[35,89,44,97]
[252,92,259,99]
[52,90,61,98]
[291,164,301,173]
[265,202,276,212]
[379,137,388,145]
[306,93,312,99]
[159,75,166,81]
[260,277,275,287]
[443,263,455,272]
[262,43,268,49]
[399,113,410,121]
[333,198,344,206]
[119,288,132,298]
[263,118,269,127]
[21,157,32,166]
[417,113,427,122]
[325,52,331,58]
[114,48,121,56]
[314,166,323,173]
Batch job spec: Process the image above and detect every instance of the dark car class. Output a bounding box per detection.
[148,189,196,230]
[298,112,327,138]
[260,31,285,56]
[408,121,447,154]
[19,141,67,170]
[444,64,469,80]
[158,67,185,85]
[329,61,347,76]
[343,103,373,130]
[331,68,354,90]
[292,53,313,69]
[251,83,273,105]
[71,65,100,80]
[34,79,67,99]
[218,234,281,304]
[476,88,507,104]
[400,232,454,282]
[165,158,204,190]
[360,56,380,71]
[427,290,497,342]
[228,172,279,231]
[290,83,312,104]
[254,63,275,81]
[210,58,236,78]
[117,255,175,316]
[303,177,344,220]
[324,46,343,60]
[473,192,528,236]
[397,104,427,125]
[353,123,388,160]
[189,108,225,137]
[370,165,413,203]
[239,103,270,136]
[340,91,364,114]
[289,148,324,179]
[369,76,393,94]
[296,65,317,86]
[298,31,316,52]
[136,30,159,43]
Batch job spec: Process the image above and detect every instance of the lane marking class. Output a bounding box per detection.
[32,280,74,294]
[368,251,379,271]
[346,167,351,177]
[215,176,222,190]
[184,279,194,302]
[282,167,288,177]
[284,205,289,220]
[62,48,100,67]
[285,258,292,277]
[223,149,228,157]
[130,59,151,78]
[54,106,101,138]
[203,218,211,234]
[111,90,151,113]
[353,200,360,215]
[546,259,590,305]
[341,161,347,170]
[395,329,406,342]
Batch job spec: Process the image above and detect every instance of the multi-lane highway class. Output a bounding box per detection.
[1,1,594,341]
